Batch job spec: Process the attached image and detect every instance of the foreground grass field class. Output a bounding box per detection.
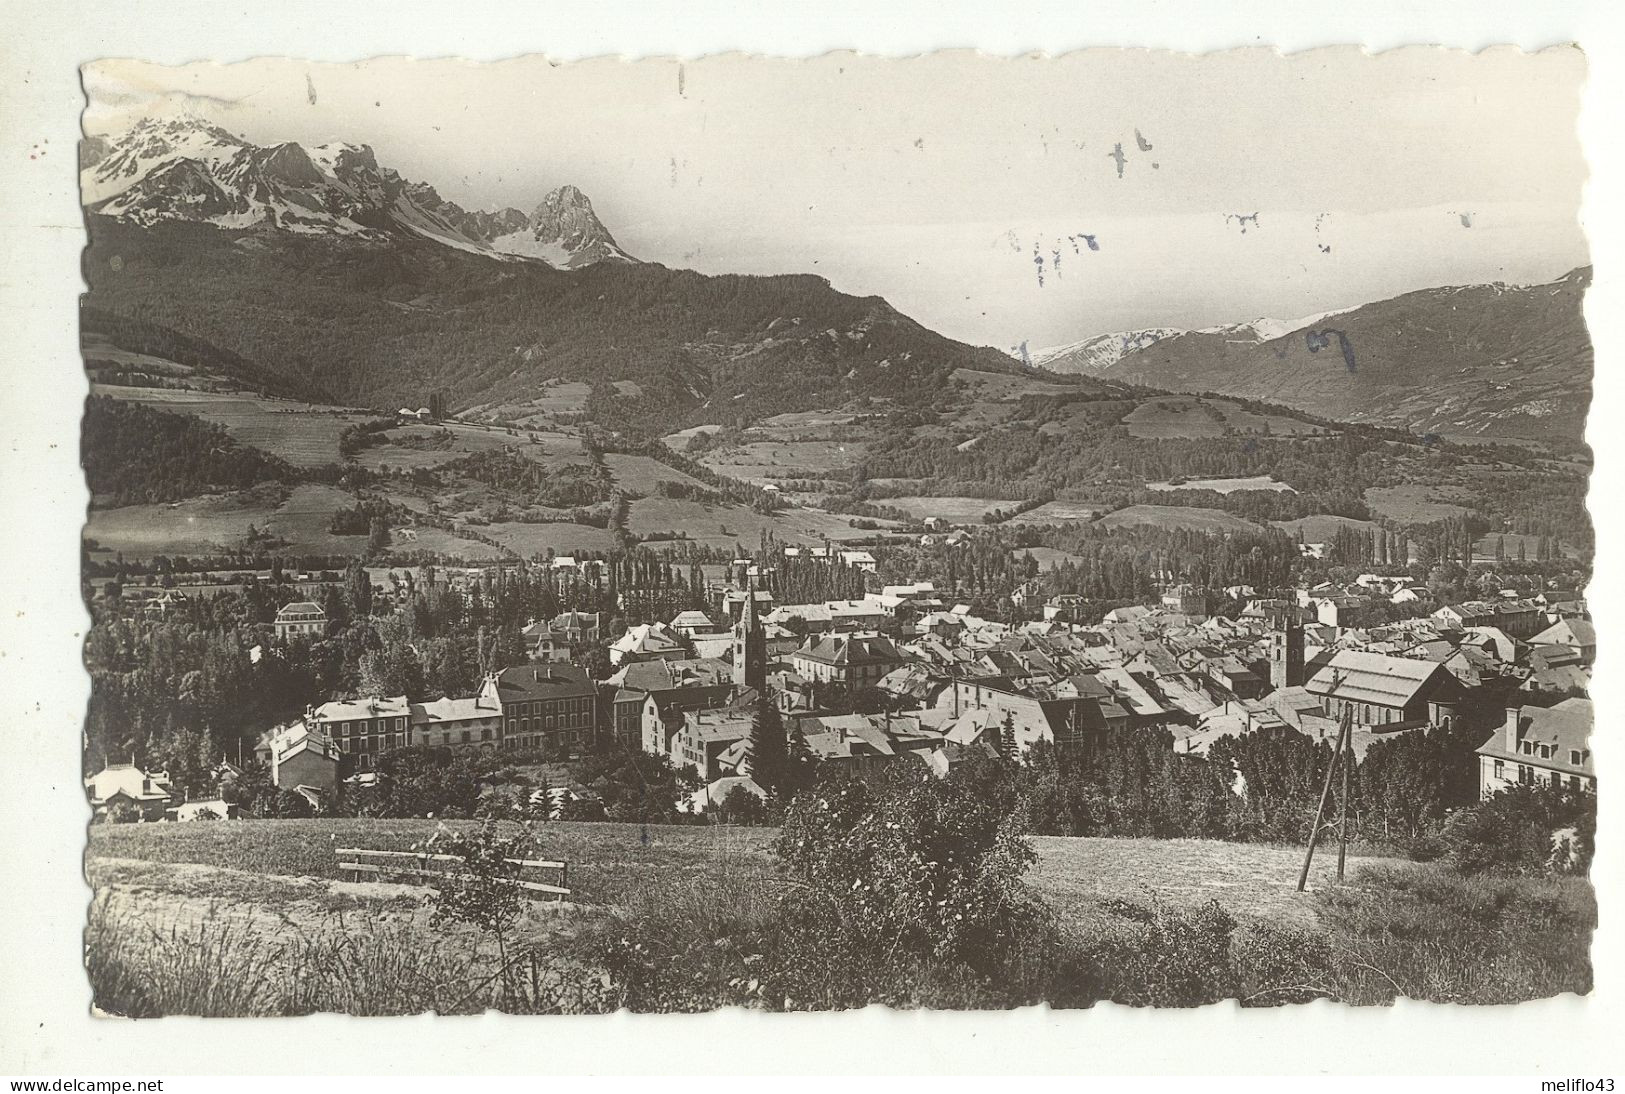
[85,819,1595,1014]
[89,819,776,908]
[89,821,1360,924]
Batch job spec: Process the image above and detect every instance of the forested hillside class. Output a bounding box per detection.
[82,217,1045,434]
[83,396,297,506]
[1106,269,1593,443]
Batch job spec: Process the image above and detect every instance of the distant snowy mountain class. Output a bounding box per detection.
[80,114,633,270]
[1107,271,1592,442]
[1028,328,1184,374]
[1031,310,1353,375]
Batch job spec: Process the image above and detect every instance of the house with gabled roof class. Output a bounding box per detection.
[274,601,326,641]
[85,764,177,821]
[1531,617,1595,666]
[608,656,736,755]
[1476,699,1594,797]
[791,632,907,690]
[1304,649,1465,729]
[608,621,688,666]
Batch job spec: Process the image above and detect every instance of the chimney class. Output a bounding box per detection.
[1504,704,1523,751]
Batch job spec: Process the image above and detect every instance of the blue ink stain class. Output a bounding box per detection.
[1082,234,1099,251]
[640,823,650,846]
[1135,128,1153,152]
[1033,245,1045,287]
[1225,212,1260,234]
[1458,212,1474,228]
[1305,328,1356,373]
[1109,143,1126,178]
[1017,340,1032,366]
[1421,432,1443,447]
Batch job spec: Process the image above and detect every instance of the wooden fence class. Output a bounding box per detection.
[335,847,570,899]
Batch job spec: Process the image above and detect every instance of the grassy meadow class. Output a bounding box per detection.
[85,818,1594,1014]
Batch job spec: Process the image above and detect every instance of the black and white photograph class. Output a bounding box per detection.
[66,43,1600,1021]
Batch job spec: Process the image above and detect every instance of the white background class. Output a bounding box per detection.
[1,0,1621,1076]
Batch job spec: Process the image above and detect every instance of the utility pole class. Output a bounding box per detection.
[1297,703,1353,892]
[1338,712,1352,882]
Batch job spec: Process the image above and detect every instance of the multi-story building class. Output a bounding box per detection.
[480,663,598,757]
[1475,698,1595,797]
[790,632,905,690]
[410,694,505,749]
[1303,650,1464,729]
[308,695,412,770]
[604,656,736,754]
[274,601,327,641]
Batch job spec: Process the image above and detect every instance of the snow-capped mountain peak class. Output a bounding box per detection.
[487,184,631,268]
[80,116,635,270]
[1025,327,1184,373]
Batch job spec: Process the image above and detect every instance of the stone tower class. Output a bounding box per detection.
[1269,613,1306,690]
[733,574,767,692]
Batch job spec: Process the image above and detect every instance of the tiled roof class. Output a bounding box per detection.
[494,663,595,700]
[314,695,410,721]
[1306,650,1459,708]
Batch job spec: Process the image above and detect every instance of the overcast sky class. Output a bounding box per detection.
[84,49,1588,351]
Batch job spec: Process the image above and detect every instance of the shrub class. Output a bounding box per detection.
[1443,786,1596,876]
[1312,862,1596,1004]
[762,759,1049,1007]
[423,820,537,1006]
[104,801,142,825]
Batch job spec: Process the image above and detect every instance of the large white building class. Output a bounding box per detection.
[1475,699,1595,797]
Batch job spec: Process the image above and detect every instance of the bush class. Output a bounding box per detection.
[762,759,1051,1007]
[1443,786,1596,876]
[103,801,142,825]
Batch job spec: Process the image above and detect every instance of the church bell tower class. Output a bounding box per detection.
[1269,612,1306,690]
[733,573,767,692]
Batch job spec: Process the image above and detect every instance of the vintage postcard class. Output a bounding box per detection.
[76,47,1594,1018]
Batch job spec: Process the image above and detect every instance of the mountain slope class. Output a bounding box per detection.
[82,215,1056,432]
[1104,270,1592,443]
[81,115,631,270]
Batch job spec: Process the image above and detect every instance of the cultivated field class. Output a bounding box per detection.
[1148,474,1295,494]
[85,482,506,561]
[82,334,234,390]
[697,440,868,485]
[466,380,592,427]
[877,496,1010,522]
[1095,504,1264,534]
[628,497,880,549]
[355,422,584,473]
[662,424,724,450]
[477,521,618,556]
[91,384,374,467]
[602,453,712,494]
[1007,500,1100,525]
[1123,397,1331,440]
[1271,514,1383,543]
[1013,546,1089,569]
[1364,484,1474,522]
